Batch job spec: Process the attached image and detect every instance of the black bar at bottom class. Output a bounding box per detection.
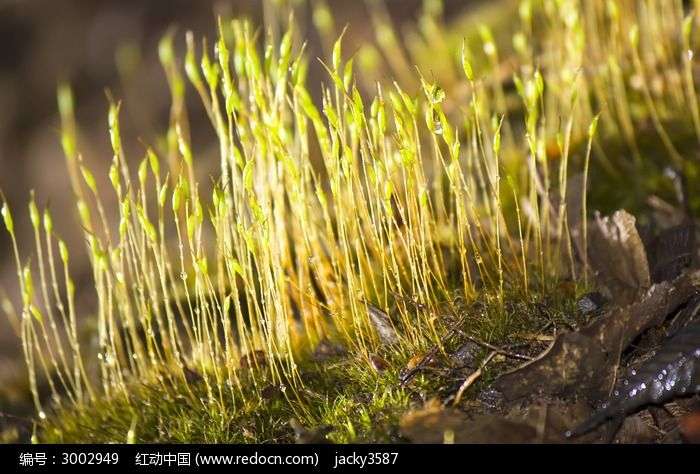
[2,443,695,473]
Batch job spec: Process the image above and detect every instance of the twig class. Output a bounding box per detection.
[453,351,497,405]
[0,412,34,424]
[398,321,464,385]
[458,331,533,361]
[512,332,554,342]
[399,315,533,386]
[399,345,441,386]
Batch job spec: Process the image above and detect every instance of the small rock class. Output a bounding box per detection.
[450,342,479,368]
[577,292,606,315]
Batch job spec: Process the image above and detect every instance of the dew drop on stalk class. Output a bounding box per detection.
[180,271,187,280]
[432,86,445,104]
[433,117,444,135]
[38,411,46,420]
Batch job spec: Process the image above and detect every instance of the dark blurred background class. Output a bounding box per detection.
[0,0,471,436]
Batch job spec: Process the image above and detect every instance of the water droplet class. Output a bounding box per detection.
[180,271,187,280]
[433,118,444,135]
[432,86,445,104]
[38,411,46,420]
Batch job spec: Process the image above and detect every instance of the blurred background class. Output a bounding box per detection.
[0,0,473,437]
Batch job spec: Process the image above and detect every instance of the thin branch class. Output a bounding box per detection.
[453,350,497,405]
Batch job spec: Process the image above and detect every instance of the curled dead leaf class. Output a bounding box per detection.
[364,301,399,346]
[587,210,650,304]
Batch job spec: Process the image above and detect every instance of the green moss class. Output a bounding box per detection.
[4,0,700,443]
[38,279,579,443]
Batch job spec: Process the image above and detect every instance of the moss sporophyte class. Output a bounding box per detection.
[3,0,700,442]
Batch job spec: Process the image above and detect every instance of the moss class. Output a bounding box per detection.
[38,278,579,443]
[4,0,700,443]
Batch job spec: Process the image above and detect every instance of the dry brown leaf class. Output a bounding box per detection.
[364,301,399,346]
[588,210,650,304]
[400,400,595,443]
[399,404,537,443]
[650,221,696,283]
[493,275,694,401]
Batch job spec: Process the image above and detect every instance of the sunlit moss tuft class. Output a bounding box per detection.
[3,0,700,442]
